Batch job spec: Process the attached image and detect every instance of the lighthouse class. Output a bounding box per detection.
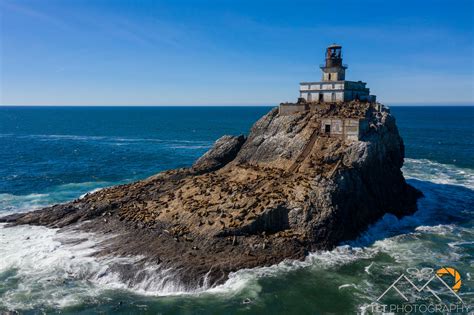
[299,44,376,103]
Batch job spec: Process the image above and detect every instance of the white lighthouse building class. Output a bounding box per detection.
[299,44,376,103]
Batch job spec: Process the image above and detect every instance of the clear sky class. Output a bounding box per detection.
[1,0,473,106]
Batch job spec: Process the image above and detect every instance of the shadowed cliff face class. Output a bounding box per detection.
[0,102,421,288]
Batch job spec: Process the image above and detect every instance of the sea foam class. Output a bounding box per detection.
[403,158,474,190]
[0,224,201,310]
[0,158,473,309]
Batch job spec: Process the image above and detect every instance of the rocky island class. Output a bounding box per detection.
[0,45,421,290]
[1,100,421,288]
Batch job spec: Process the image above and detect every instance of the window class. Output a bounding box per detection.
[325,124,331,133]
[331,93,336,101]
[328,73,331,80]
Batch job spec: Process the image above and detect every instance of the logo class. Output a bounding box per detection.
[371,266,471,314]
[436,267,462,293]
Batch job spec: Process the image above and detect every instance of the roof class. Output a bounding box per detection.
[328,43,342,48]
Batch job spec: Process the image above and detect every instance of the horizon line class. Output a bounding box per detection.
[1,102,474,107]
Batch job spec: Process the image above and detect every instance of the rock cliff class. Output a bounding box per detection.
[0,102,421,288]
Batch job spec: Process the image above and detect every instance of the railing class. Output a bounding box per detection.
[319,64,348,68]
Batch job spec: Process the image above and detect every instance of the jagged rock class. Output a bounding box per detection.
[192,135,246,173]
[0,102,421,289]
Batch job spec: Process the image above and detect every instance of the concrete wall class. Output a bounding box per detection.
[367,95,376,102]
[323,92,343,102]
[299,80,376,103]
[279,103,309,115]
[321,118,342,137]
[343,119,361,141]
[301,90,375,103]
[300,90,344,102]
[322,69,345,81]
[344,90,370,101]
[300,83,344,91]
[320,118,368,141]
[322,83,344,90]
[344,81,367,90]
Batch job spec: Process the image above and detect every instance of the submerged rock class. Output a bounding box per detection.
[1,101,422,289]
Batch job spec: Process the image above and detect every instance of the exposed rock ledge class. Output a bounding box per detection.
[0,102,421,289]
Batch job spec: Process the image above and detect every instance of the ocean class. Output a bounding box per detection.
[0,106,473,314]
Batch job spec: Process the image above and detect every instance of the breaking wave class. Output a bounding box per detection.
[0,158,473,310]
[0,224,211,310]
[209,158,474,301]
[403,158,474,189]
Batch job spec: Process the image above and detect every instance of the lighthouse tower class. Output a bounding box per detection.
[299,44,376,103]
[321,44,347,82]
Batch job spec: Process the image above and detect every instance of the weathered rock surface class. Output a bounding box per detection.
[192,135,246,173]
[0,101,421,289]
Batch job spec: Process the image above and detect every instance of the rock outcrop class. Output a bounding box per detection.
[0,101,421,289]
[192,135,246,173]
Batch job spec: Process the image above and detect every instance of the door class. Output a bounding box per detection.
[325,124,331,133]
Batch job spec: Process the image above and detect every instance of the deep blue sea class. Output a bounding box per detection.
[0,106,473,314]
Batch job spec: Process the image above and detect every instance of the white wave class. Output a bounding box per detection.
[255,231,470,312]
[208,160,474,299]
[93,264,197,297]
[1,157,472,310]
[448,240,474,249]
[403,158,474,190]
[415,224,455,235]
[306,245,378,268]
[349,159,474,249]
[0,181,113,216]
[0,224,108,309]
[208,245,378,298]
[0,193,52,215]
[0,224,207,310]
[19,134,107,141]
[370,236,461,265]
[16,134,213,145]
[0,215,469,309]
[339,283,358,290]
[79,187,104,199]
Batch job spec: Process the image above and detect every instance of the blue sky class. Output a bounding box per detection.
[1,0,473,105]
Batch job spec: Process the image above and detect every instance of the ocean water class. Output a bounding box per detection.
[0,106,473,314]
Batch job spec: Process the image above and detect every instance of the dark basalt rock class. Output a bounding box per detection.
[0,101,422,290]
